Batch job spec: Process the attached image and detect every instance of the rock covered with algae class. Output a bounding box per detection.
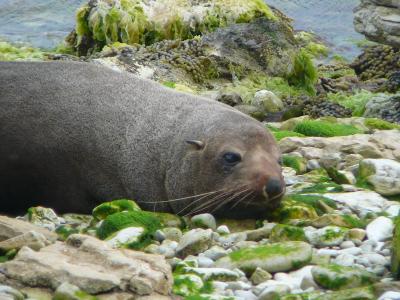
[67,0,285,55]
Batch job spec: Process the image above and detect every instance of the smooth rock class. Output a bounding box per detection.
[191,214,217,230]
[215,241,312,274]
[366,216,394,242]
[359,159,400,196]
[176,228,213,257]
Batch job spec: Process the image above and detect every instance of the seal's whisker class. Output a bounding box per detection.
[184,187,247,216]
[140,189,226,204]
[231,190,254,209]
[183,190,236,217]
[194,189,247,213]
[208,188,251,215]
[176,190,227,215]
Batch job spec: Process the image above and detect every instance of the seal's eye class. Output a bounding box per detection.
[222,152,242,165]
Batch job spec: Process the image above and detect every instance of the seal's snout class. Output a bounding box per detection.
[264,178,284,200]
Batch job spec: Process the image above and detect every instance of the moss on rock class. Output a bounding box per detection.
[293,120,362,137]
[282,155,307,174]
[269,224,307,242]
[0,40,45,61]
[96,210,161,249]
[70,0,278,55]
[364,118,400,130]
[92,199,141,220]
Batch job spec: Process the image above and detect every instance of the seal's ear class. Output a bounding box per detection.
[186,140,205,150]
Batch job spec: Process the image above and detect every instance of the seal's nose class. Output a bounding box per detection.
[265,178,283,199]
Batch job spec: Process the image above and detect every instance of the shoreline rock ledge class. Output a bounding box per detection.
[354,0,400,48]
[0,233,174,299]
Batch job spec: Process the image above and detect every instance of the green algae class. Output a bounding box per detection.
[96,210,161,249]
[273,130,306,141]
[0,40,45,61]
[269,224,307,242]
[293,120,362,137]
[364,118,400,130]
[327,91,376,117]
[92,199,141,220]
[72,0,278,55]
[287,49,318,95]
[392,217,400,279]
[229,243,299,262]
[282,154,307,174]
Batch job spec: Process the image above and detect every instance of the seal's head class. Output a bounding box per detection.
[166,114,285,218]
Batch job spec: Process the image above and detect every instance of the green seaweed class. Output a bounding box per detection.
[364,118,400,130]
[282,154,307,174]
[287,49,318,95]
[92,199,141,220]
[0,40,45,61]
[273,130,305,141]
[293,120,362,137]
[327,91,376,117]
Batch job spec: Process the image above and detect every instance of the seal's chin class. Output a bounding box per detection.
[213,193,283,219]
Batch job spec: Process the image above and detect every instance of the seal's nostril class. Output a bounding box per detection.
[265,179,283,198]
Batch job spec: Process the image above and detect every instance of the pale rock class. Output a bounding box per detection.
[252,90,284,113]
[366,216,394,242]
[0,234,172,297]
[359,159,400,196]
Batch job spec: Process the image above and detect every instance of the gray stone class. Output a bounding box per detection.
[191,214,217,230]
[0,234,172,297]
[252,90,284,113]
[176,228,213,257]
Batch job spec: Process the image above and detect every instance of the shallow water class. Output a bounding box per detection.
[0,0,362,58]
[266,0,363,59]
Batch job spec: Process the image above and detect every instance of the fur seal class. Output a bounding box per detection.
[0,61,284,218]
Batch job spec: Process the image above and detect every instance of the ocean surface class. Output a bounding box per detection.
[0,0,363,59]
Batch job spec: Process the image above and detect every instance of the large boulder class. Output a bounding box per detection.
[354,0,400,48]
[0,234,173,298]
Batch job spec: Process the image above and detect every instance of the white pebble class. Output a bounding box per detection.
[378,291,400,300]
[235,290,258,300]
[366,216,394,242]
[333,254,355,267]
[217,225,230,235]
[340,241,355,249]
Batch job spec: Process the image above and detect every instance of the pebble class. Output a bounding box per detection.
[216,225,230,235]
[197,255,215,268]
[191,213,217,230]
[366,217,394,242]
[340,241,355,249]
[340,246,362,256]
[203,246,228,261]
[333,253,355,266]
[234,290,258,300]
[378,291,400,300]
[250,267,273,285]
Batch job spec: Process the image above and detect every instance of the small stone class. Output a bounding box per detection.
[217,225,230,235]
[252,90,284,113]
[203,246,228,260]
[191,214,217,230]
[215,241,313,274]
[234,290,257,300]
[250,267,273,285]
[378,291,400,300]
[0,285,24,300]
[366,217,394,242]
[312,264,377,290]
[226,281,251,290]
[359,159,400,196]
[305,226,348,247]
[333,253,356,267]
[106,226,144,248]
[176,228,213,257]
[340,241,356,249]
[162,227,183,242]
[258,284,290,300]
[173,274,203,297]
[197,255,214,268]
[348,228,367,242]
[182,267,239,281]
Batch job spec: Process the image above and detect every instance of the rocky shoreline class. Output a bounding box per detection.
[0,0,400,299]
